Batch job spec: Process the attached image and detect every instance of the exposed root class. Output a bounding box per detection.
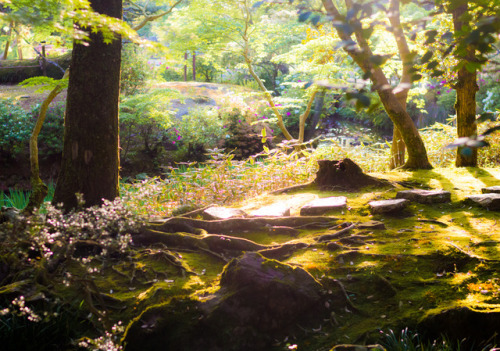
[258,242,309,260]
[147,216,339,235]
[316,223,356,243]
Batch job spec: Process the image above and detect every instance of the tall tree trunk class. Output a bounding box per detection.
[192,51,196,81]
[388,0,411,169]
[322,0,432,169]
[1,21,14,60]
[53,0,122,210]
[184,51,188,81]
[452,1,478,167]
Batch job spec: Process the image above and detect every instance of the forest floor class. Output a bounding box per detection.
[95,167,500,350]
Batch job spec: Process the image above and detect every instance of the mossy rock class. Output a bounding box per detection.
[123,253,335,351]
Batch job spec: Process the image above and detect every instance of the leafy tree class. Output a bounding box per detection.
[320,0,432,169]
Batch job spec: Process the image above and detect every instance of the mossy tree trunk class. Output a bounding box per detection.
[322,0,432,170]
[388,0,411,170]
[53,0,122,210]
[25,70,69,213]
[452,1,478,167]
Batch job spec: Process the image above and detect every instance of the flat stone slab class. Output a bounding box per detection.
[250,203,291,217]
[357,220,386,230]
[369,199,409,214]
[466,194,500,210]
[203,206,247,220]
[396,189,451,204]
[300,196,347,216]
[482,186,500,194]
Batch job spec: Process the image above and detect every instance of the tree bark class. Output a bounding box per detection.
[322,0,432,169]
[192,51,196,81]
[452,1,478,167]
[388,0,411,169]
[184,51,188,81]
[26,70,69,213]
[1,21,14,60]
[53,0,122,210]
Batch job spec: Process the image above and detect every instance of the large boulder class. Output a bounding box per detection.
[123,253,334,351]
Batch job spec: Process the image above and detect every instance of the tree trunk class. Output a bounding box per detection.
[322,0,432,169]
[452,1,478,167]
[1,21,14,60]
[53,0,122,210]
[0,53,70,83]
[388,0,411,169]
[192,51,196,81]
[184,51,188,81]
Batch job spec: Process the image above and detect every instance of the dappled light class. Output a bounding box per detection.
[1,0,500,350]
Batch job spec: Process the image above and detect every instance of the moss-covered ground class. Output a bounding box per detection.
[48,167,499,350]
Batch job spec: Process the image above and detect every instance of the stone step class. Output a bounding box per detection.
[396,189,451,204]
[466,194,500,210]
[300,196,347,216]
[481,186,500,194]
[250,203,291,217]
[369,199,409,214]
[203,206,247,220]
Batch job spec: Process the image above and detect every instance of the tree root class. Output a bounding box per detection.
[315,223,357,242]
[258,242,309,260]
[147,216,339,235]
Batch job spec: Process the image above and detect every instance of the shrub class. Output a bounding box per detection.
[0,99,32,159]
[220,109,272,159]
[30,102,65,157]
[121,43,150,95]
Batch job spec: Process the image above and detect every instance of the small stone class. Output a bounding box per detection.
[368,199,409,214]
[203,206,247,220]
[481,186,500,194]
[357,220,386,230]
[466,194,500,210]
[396,189,451,204]
[300,196,347,216]
[250,203,291,217]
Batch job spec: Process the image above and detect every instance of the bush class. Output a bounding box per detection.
[220,109,272,159]
[0,99,32,159]
[30,102,65,157]
[121,43,150,95]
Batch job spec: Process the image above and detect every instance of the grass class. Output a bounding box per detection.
[0,183,55,210]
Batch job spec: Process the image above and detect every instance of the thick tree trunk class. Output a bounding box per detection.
[322,0,432,169]
[452,1,478,167]
[53,0,122,210]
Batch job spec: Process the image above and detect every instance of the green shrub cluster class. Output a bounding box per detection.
[0,99,64,161]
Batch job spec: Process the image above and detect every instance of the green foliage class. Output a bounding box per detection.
[121,43,151,95]
[0,99,65,160]
[0,99,32,158]
[0,198,139,350]
[19,76,69,92]
[0,183,55,210]
[175,107,225,156]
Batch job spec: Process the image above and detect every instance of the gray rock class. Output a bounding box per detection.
[369,199,409,214]
[396,189,451,204]
[357,220,386,230]
[250,203,291,217]
[481,186,500,194]
[466,194,500,210]
[203,206,247,220]
[300,196,347,216]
